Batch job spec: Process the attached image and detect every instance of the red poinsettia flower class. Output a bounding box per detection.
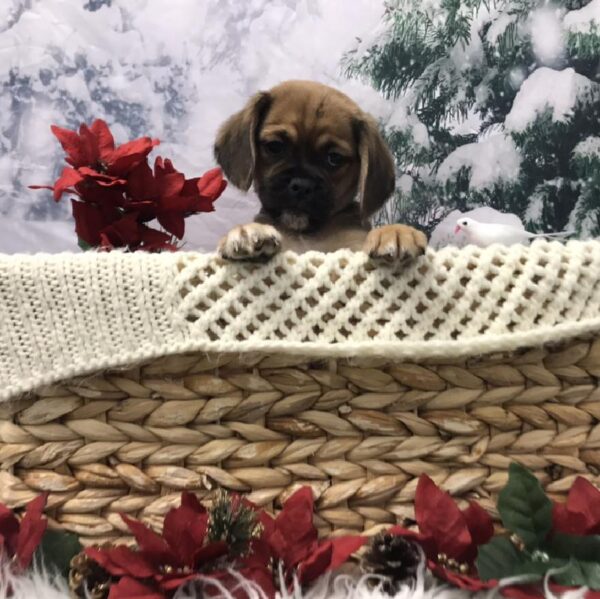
[86,492,227,593]
[502,582,600,599]
[49,120,159,200]
[31,119,226,253]
[108,577,166,599]
[197,167,227,203]
[126,158,223,240]
[388,475,496,591]
[259,488,366,588]
[552,477,600,535]
[0,494,48,570]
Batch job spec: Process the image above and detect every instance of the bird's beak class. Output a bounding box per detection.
[454,225,461,234]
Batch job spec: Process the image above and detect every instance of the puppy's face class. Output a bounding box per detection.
[214,80,395,233]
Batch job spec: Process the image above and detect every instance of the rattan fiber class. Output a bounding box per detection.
[1,339,599,546]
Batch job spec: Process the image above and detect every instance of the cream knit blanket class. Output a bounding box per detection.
[1,240,600,402]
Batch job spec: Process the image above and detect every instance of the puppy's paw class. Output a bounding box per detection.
[218,223,282,261]
[364,224,427,264]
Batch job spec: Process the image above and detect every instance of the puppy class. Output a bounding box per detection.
[214,80,427,262]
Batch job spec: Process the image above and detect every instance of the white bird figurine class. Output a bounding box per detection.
[455,217,574,247]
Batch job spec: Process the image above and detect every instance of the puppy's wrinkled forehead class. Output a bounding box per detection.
[260,81,359,153]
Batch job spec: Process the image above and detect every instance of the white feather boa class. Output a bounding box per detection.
[0,560,589,599]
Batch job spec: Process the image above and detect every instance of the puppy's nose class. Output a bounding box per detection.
[288,177,317,200]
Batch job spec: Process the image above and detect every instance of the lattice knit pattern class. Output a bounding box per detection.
[1,240,600,401]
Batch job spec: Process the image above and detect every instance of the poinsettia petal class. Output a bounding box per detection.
[558,477,600,535]
[502,584,600,599]
[108,577,165,599]
[51,125,87,168]
[53,167,84,201]
[15,494,48,569]
[157,172,185,199]
[462,501,494,551]
[101,212,144,248]
[90,119,115,159]
[0,505,20,556]
[157,212,185,239]
[159,573,199,592]
[431,561,497,592]
[74,181,125,207]
[28,185,56,191]
[269,487,319,568]
[79,124,99,165]
[192,540,228,569]
[154,157,177,175]
[107,545,156,578]
[242,566,277,599]
[71,200,107,247]
[85,546,127,576]
[107,138,160,176]
[298,542,333,586]
[162,505,207,566]
[501,584,545,599]
[77,166,126,187]
[197,167,227,201]
[138,226,177,252]
[276,487,315,530]
[415,475,472,561]
[329,535,367,570]
[244,538,273,569]
[127,161,156,202]
[180,491,205,513]
[121,513,173,565]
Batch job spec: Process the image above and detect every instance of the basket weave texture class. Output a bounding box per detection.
[1,242,600,545]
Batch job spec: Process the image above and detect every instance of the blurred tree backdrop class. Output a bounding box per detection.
[345,0,600,236]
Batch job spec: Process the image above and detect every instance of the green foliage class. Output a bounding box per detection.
[345,0,600,237]
[36,529,82,579]
[477,536,527,580]
[497,463,553,550]
[207,490,261,557]
[476,463,600,589]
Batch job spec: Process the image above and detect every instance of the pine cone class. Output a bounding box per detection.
[69,548,113,599]
[361,533,422,594]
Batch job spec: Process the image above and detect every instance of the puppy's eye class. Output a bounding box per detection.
[263,140,285,155]
[327,151,345,168]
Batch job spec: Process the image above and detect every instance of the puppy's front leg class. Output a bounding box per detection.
[364,224,427,264]
[218,223,282,261]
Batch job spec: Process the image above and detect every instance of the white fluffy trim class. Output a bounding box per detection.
[0,562,590,599]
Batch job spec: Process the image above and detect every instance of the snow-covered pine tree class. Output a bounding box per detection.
[345,0,600,237]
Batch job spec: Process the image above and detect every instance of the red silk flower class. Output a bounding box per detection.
[31,119,226,252]
[258,487,367,588]
[86,492,227,594]
[0,494,48,571]
[388,475,496,591]
[552,477,600,535]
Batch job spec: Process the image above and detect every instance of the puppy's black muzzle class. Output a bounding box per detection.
[259,168,332,229]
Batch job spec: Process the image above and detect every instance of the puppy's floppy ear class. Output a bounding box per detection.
[214,92,271,191]
[354,114,396,221]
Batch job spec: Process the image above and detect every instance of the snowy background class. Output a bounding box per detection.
[0,0,392,253]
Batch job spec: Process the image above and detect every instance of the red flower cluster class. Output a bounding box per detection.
[85,488,365,599]
[31,120,226,252]
[86,492,227,598]
[553,477,600,535]
[2,475,600,599]
[388,475,496,591]
[502,478,600,599]
[0,494,48,571]
[257,487,366,588]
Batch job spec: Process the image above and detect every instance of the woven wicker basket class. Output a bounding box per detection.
[1,243,600,546]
